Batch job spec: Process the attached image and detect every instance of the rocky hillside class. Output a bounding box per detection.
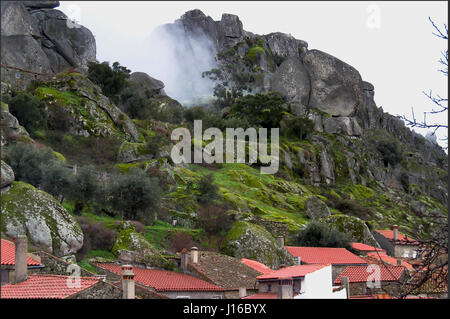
[0,4,447,269]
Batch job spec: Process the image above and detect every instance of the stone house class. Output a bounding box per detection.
[94,262,225,299]
[181,248,262,299]
[373,225,419,258]
[284,246,367,281]
[334,265,408,297]
[244,264,347,299]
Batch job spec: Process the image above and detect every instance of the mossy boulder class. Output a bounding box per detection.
[305,196,331,220]
[321,214,379,247]
[117,141,153,163]
[1,181,84,256]
[223,221,293,269]
[0,160,15,188]
[112,222,175,270]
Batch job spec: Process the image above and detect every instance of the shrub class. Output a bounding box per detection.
[87,61,131,100]
[399,171,410,193]
[8,92,47,137]
[7,142,56,186]
[108,167,162,222]
[294,221,351,249]
[230,92,288,128]
[68,165,101,215]
[170,231,195,252]
[326,197,375,220]
[197,173,219,204]
[76,217,117,261]
[119,86,149,119]
[284,116,315,139]
[40,163,74,201]
[197,203,233,234]
[374,138,403,167]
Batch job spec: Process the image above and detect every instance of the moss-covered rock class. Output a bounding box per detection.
[112,222,175,270]
[117,141,153,163]
[305,196,331,220]
[223,220,293,269]
[1,181,84,256]
[321,214,379,247]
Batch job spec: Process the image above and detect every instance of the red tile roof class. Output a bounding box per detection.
[1,239,40,266]
[241,258,273,275]
[0,275,99,299]
[96,263,224,292]
[243,292,279,299]
[257,264,330,280]
[351,242,385,253]
[364,253,414,271]
[375,230,419,245]
[334,265,405,284]
[285,246,367,265]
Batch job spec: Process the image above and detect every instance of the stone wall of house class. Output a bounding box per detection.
[33,251,97,277]
[224,289,258,299]
[69,280,123,299]
[162,291,225,299]
[1,65,53,91]
[394,245,418,258]
[348,281,403,297]
[332,265,348,282]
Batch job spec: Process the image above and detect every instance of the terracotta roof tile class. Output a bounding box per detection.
[95,263,224,292]
[187,252,260,289]
[351,242,385,253]
[241,258,273,275]
[0,275,99,299]
[375,230,419,245]
[257,264,329,280]
[334,265,405,284]
[285,246,367,265]
[1,239,40,266]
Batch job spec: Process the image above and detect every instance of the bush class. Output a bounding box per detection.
[400,171,410,192]
[8,92,47,137]
[375,138,403,167]
[76,217,117,261]
[170,231,195,252]
[325,197,375,220]
[40,163,74,201]
[87,61,131,101]
[69,165,101,215]
[108,167,162,222]
[230,92,288,128]
[284,116,314,139]
[197,173,219,204]
[119,86,149,119]
[7,142,56,186]
[294,221,351,249]
[197,203,233,234]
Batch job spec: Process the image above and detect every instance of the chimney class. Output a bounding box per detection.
[341,276,350,299]
[393,225,399,241]
[190,247,198,264]
[121,264,135,299]
[278,277,293,299]
[396,259,402,266]
[239,286,247,298]
[180,248,189,272]
[14,235,28,284]
[294,256,301,265]
[277,236,284,247]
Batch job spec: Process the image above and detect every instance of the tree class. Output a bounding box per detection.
[8,92,47,137]
[197,173,219,204]
[87,61,131,101]
[401,17,448,149]
[293,221,352,249]
[40,163,73,202]
[108,167,162,222]
[68,165,100,215]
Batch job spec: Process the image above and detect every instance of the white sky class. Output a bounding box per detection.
[59,1,448,147]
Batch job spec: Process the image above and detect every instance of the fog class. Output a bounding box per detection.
[139,22,218,106]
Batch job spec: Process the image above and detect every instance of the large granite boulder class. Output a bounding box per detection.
[322,116,363,136]
[303,49,364,117]
[0,160,14,189]
[1,181,84,256]
[270,57,310,106]
[22,1,60,9]
[264,32,302,58]
[128,72,166,98]
[305,196,331,220]
[1,1,41,37]
[224,221,293,269]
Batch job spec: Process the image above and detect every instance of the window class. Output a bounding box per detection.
[1,270,9,285]
[267,284,272,292]
[403,250,410,258]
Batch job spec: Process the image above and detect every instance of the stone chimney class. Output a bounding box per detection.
[393,225,399,241]
[14,235,28,284]
[121,265,135,299]
[278,277,293,299]
[239,286,247,298]
[180,248,189,272]
[190,247,199,264]
[277,236,284,247]
[341,276,350,299]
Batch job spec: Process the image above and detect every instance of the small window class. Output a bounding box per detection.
[267,284,272,292]
[1,270,9,285]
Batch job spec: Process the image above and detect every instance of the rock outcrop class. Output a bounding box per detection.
[0,160,15,189]
[1,181,84,256]
[305,196,331,220]
[1,1,96,88]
